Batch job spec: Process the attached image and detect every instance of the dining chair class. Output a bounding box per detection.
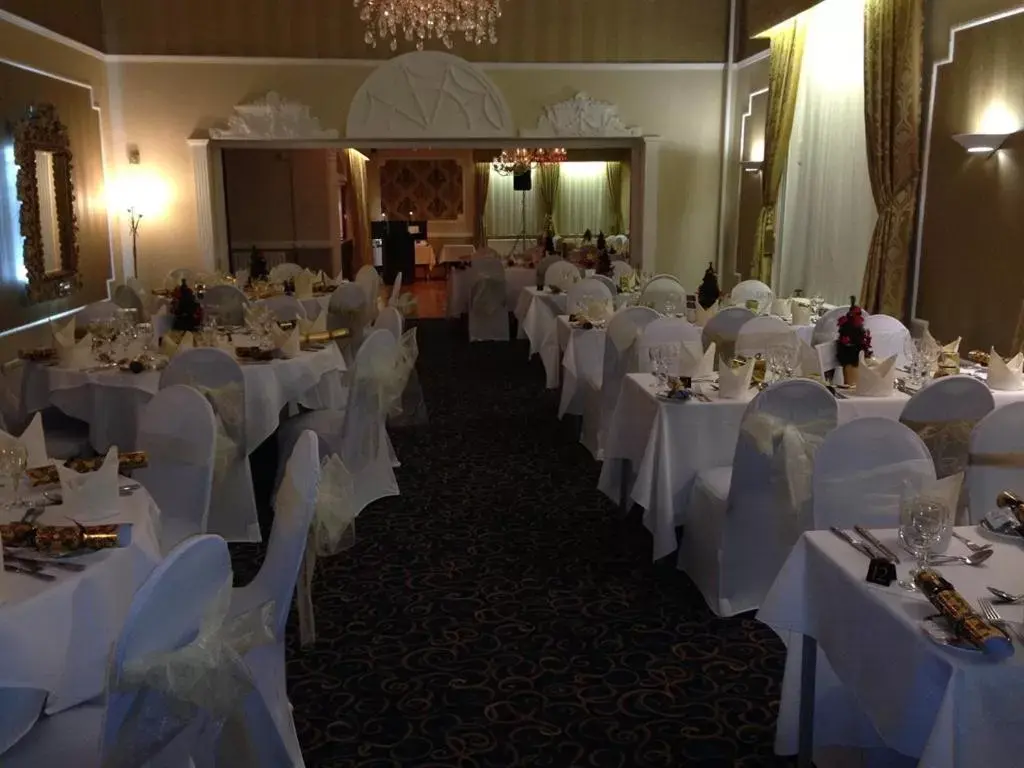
[234,268,250,288]
[592,274,617,294]
[261,294,308,323]
[636,317,702,374]
[863,314,911,367]
[164,267,194,289]
[135,384,217,552]
[75,301,122,326]
[202,284,249,326]
[328,282,370,361]
[566,277,614,315]
[730,279,773,313]
[535,254,560,289]
[813,418,935,530]
[678,379,837,616]
[471,255,504,278]
[354,265,382,323]
[374,306,403,340]
[472,246,501,260]
[639,276,687,314]
[812,306,852,347]
[610,261,634,281]
[735,315,797,358]
[967,401,1024,523]
[268,262,304,283]
[388,271,404,307]
[701,306,755,364]
[544,260,579,293]
[112,284,146,320]
[469,276,510,342]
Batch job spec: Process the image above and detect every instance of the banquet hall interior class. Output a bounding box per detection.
[2,0,1024,766]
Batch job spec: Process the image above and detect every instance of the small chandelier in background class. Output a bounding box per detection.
[492,148,568,176]
[354,0,505,51]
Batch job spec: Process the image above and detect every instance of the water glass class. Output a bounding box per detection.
[649,346,666,384]
[899,495,951,582]
[0,444,29,508]
[137,322,155,355]
[810,294,825,319]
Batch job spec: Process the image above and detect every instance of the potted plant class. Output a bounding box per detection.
[835,296,871,386]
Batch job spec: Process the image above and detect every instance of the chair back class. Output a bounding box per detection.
[202,285,249,326]
[388,272,404,306]
[165,268,194,289]
[136,385,217,551]
[592,274,617,294]
[813,418,935,529]
[601,306,662,419]
[76,300,122,326]
[863,314,911,367]
[473,247,501,260]
[342,329,398,469]
[637,318,702,373]
[544,260,580,292]
[968,402,1024,523]
[469,276,509,342]
[812,306,851,346]
[234,268,250,288]
[374,306,404,340]
[328,283,370,354]
[355,265,381,322]
[639,276,686,314]
[566,278,614,315]
[735,315,796,358]
[268,262,303,283]
[471,255,504,278]
[161,348,246,446]
[261,295,308,323]
[731,279,773,313]
[113,285,146,318]
[701,306,755,362]
[610,261,634,281]
[536,254,560,288]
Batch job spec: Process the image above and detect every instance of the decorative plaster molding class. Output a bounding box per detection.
[522,93,642,138]
[209,91,339,140]
[347,51,514,139]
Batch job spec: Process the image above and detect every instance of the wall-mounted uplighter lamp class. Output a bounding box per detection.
[126,146,143,277]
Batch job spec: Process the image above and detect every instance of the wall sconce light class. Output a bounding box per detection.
[741,160,764,173]
[952,132,1013,156]
[126,148,143,277]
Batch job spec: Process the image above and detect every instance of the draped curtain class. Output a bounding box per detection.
[345,149,372,271]
[605,161,624,234]
[537,163,561,233]
[485,169,537,237]
[777,0,877,304]
[752,19,807,281]
[860,0,923,316]
[473,162,490,247]
[0,140,24,284]
[557,162,612,236]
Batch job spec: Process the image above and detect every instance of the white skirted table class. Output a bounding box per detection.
[514,287,568,389]
[555,315,606,418]
[439,244,476,264]
[446,267,535,319]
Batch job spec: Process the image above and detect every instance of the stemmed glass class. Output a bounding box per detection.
[810,294,825,319]
[136,322,155,357]
[898,494,951,588]
[649,346,666,386]
[0,444,29,509]
[772,343,798,380]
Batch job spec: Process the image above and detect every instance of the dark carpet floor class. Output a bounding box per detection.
[234,319,792,768]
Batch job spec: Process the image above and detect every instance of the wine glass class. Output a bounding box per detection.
[0,444,29,509]
[810,294,825,319]
[898,494,951,587]
[136,322,154,357]
[649,346,666,386]
[773,343,798,380]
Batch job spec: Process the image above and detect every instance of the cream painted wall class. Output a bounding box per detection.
[110,60,726,290]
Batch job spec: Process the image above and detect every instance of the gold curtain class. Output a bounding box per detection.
[473,162,490,248]
[345,149,372,272]
[605,161,623,234]
[860,0,923,316]
[537,163,561,233]
[752,19,807,281]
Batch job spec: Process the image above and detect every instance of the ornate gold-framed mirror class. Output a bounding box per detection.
[13,103,80,302]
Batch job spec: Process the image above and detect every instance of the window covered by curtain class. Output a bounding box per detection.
[485,168,537,238]
[1,140,25,284]
[556,162,612,236]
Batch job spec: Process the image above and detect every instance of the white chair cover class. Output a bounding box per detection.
[863,314,911,367]
[355,265,382,323]
[234,268,250,288]
[610,261,634,281]
[112,285,146,319]
[267,262,303,283]
[812,306,851,347]
[967,402,1024,523]
[261,295,308,323]
[813,418,935,530]
[592,274,617,294]
[544,260,580,292]
[471,255,504,278]
[328,283,370,362]
[731,279,773,313]
[164,268,194,289]
[473,246,501,260]
[734,315,797,358]
[469,276,510,342]
[75,301,122,326]
[160,348,260,542]
[136,385,217,553]
[639,276,686,314]
[202,285,249,326]
[374,306,403,340]
[701,306,755,364]
[536,254,560,288]
[566,278,614,315]
[678,379,837,616]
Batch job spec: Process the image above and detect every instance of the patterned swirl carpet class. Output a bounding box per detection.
[234,319,794,767]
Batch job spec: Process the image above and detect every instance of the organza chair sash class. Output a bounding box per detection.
[194,382,246,483]
[902,418,977,479]
[104,579,275,768]
[742,413,832,512]
[968,451,1024,468]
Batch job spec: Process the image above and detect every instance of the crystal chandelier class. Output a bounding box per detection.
[354,0,505,51]
[491,147,567,176]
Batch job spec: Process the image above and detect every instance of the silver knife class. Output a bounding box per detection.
[854,525,901,563]
[830,527,874,559]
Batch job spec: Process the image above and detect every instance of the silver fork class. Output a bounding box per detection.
[952,531,992,553]
[978,597,1023,644]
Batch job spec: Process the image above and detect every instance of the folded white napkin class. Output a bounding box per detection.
[796,339,823,378]
[695,302,719,327]
[718,357,754,399]
[161,331,194,357]
[988,347,1024,391]
[57,446,119,519]
[922,331,961,367]
[679,341,716,379]
[51,316,76,346]
[298,313,328,336]
[581,298,613,323]
[271,325,301,358]
[771,298,791,317]
[315,270,333,287]
[791,304,812,326]
[0,412,47,468]
[56,331,94,370]
[855,352,897,397]
[293,270,316,299]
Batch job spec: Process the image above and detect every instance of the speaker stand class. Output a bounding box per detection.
[508,189,531,258]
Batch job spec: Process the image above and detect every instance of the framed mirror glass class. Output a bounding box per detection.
[13,103,80,302]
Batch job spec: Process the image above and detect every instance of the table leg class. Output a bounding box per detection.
[619,459,631,516]
[798,635,817,768]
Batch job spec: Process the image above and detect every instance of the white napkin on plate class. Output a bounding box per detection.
[987,347,1024,391]
[161,331,194,357]
[293,271,316,299]
[792,304,812,326]
[298,313,327,336]
[51,316,76,347]
[771,298,791,317]
[0,412,47,468]
[679,341,715,379]
[57,446,119,520]
[271,325,301,358]
[855,352,897,397]
[718,357,754,399]
[796,339,823,378]
[695,302,719,327]
[55,331,94,370]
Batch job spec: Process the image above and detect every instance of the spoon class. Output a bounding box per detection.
[987,586,1024,604]
[951,531,992,553]
[929,548,995,567]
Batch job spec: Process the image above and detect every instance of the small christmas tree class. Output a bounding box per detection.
[835,296,872,367]
[170,279,203,333]
[596,231,606,252]
[583,228,593,243]
[697,262,721,309]
[248,246,268,283]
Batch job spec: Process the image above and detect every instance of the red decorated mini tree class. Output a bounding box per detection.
[836,296,872,368]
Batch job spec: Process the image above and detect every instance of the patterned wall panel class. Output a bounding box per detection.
[380,160,464,221]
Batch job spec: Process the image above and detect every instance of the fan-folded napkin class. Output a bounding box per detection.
[679,341,715,379]
[0,412,47,467]
[855,352,897,397]
[988,347,1024,391]
[791,304,812,326]
[771,298,791,317]
[161,331,194,357]
[270,325,301,358]
[293,270,316,299]
[695,302,719,327]
[57,446,119,519]
[718,357,754,399]
[53,317,93,369]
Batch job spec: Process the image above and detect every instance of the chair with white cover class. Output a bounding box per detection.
[636,317,703,374]
[276,329,400,515]
[202,284,249,326]
[639,276,686,314]
[355,264,382,323]
[135,384,217,552]
[469,275,510,342]
[3,534,295,768]
[112,284,146,319]
[967,402,1024,523]
[811,306,851,347]
[731,279,773,313]
[610,261,634,281]
[268,262,303,283]
[592,274,617,294]
[473,246,501,260]
[734,315,797,358]
[235,268,250,288]
[677,379,837,616]
[701,306,755,363]
[160,348,260,542]
[165,267,194,289]
[544,260,580,292]
[388,272,404,307]
[536,253,560,288]
[372,311,427,427]
[566,277,614,315]
[328,282,370,362]
[863,314,911,367]
[261,294,309,323]
[471,255,504,278]
[75,301,122,326]
[813,418,935,530]
[374,306,403,340]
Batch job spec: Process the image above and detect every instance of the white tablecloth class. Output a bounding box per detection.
[759,528,1024,767]
[556,315,606,418]
[0,483,161,736]
[439,244,476,264]
[24,345,347,454]
[516,287,568,388]
[446,267,535,319]
[415,242,436,268]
